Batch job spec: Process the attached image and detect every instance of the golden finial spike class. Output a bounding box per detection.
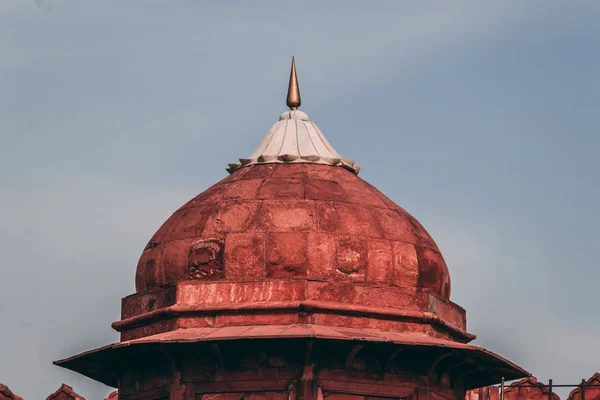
[286,57,301,110]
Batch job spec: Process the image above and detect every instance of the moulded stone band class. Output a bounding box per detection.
[111,300,475,342]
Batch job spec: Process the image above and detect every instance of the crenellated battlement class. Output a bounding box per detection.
[466,373,600,400]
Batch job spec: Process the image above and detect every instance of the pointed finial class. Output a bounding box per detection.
[286,57,301,110]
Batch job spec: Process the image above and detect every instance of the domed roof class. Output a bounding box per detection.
[126,58,466,345]
[136,62,449,299]
[136,162,450,299]
[136,60,450,299]
[55,59,531,390]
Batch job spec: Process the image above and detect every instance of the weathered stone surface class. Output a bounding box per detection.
[429,295,466,329]
[188,238,225,280]
[304,163,339,181]
[266,232,308,278]
[307,233,337,280]
[175,316,217,329]
[224,233,265,280]
[165,205,214,241]
[336,235,367,280]
[391,242,419,288]
[159,237,194,285]
[258,179,304,199]
[334,203,381,238]
[260,200,314,232]
[243,164,276,179]
[136,164,449,301]
[305,179,348,201]
[415,246,451,299]
[120,318,177,341]
[272,163,306,179]
[215,313,300,326]
[177,280,306,305]
[222,179,263,200]
[121,286,176,319]
[317,203,339,233]
[371,208,416,243]
[308,281,424,310]
[341,180,388,208]
[135,242,162,291]
[366,239,393,283]
[204,201,261,235]
[311,313,430,333]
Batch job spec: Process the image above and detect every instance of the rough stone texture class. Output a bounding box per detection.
[366,239,393,283]
[136,164,449,299]
[224,233,265,280]
[266,232,308,278]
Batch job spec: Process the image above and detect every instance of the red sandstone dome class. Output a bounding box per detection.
[135,65,447,301]
[56,59,528,394]
[106,63,473,345]
[136,163,451,299]
[123,100,468,343]
[123,63,467,344]
[120,119,470,341]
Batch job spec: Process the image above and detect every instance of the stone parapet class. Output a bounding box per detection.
[466,374,600,400]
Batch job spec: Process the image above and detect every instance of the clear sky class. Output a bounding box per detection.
[1,1,599,398]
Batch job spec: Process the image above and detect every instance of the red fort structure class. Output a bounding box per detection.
[2,60,597,400]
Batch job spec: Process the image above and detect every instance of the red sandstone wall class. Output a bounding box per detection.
[502,378,559,400]
[466,374,600,400]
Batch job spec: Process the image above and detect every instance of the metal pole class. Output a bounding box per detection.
[548,379,553,400]
[582,379,586,400]
[501,377,505,400]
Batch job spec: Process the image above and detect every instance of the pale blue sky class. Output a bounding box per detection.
[1,1,599,398]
